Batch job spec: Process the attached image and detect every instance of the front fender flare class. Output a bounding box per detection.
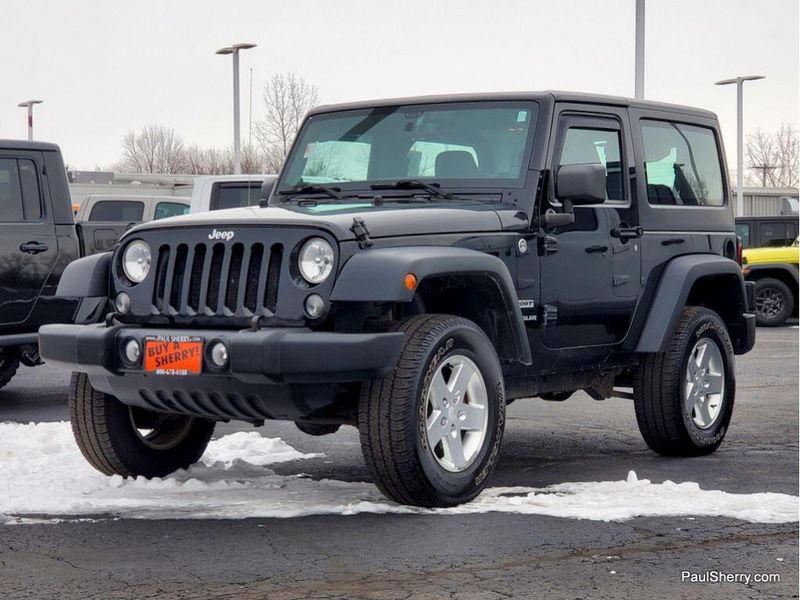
[56,252,112,298]
[331,246,532,365]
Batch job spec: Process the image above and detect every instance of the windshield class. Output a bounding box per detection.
[278,101,538,193]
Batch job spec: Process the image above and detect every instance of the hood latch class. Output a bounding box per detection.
[350,217,374,249]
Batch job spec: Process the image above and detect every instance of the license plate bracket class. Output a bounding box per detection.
[143,335,203,375]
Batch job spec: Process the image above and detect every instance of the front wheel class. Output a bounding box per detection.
[359,315,506,507]
[634,307,735,456]
[69,372,215,477]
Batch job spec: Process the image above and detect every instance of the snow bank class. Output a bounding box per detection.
[0,422,797,524]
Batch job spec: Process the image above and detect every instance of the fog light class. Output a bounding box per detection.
[210,341,229,368]
[115,292,131,314]
[123,339,141,365]
[304,294,325,318]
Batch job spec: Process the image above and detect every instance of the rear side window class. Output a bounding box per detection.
[642,121,724,207]
[758,222,795,247]
[154,201,189,220]
[89,200,144,222]
[211,183,261,210]
[0,158,42,222]
[735,222,751,248]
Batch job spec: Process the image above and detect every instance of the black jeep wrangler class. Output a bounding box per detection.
[39,92,756,507]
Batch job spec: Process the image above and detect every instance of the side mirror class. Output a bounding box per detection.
[556,163,607,205]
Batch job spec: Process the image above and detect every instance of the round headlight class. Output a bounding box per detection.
[122,240,152,284]
[298,238,334,284]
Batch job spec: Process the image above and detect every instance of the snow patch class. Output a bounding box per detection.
[0,422,797,524]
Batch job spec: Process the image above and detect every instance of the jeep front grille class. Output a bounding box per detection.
[152,241,284,317]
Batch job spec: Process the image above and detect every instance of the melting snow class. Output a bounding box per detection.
[0,422,797,524]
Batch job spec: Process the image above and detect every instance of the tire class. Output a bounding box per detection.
[69,372,215,478]
[754,277,794,327]
[0,352,19,391]
[359,314,506,507]
[634,307,735,456]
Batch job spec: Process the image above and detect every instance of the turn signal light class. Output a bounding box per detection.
[404,273,417,290]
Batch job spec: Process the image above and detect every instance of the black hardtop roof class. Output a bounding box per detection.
[0,139,61,152]
[308,91,717,120]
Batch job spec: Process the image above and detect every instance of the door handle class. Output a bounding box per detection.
[661,237,686,246]
[19,241,49,255]
[584,245,609,254]
[610,225,643,241]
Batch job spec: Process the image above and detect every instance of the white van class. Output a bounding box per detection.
[189,174,277,213]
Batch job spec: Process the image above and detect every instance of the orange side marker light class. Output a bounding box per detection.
[404,273,417,290]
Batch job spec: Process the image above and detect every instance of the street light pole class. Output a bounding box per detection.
[17,99,43,141]
[216,43,257,174]
[635,0,645,99]
[715,75,765,217]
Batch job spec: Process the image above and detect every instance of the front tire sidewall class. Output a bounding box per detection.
[414,326,505,502]
[679,314,735,450]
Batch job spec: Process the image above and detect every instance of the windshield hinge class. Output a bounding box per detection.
[350,217,374,249]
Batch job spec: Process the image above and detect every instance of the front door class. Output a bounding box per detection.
[538,110,641,349]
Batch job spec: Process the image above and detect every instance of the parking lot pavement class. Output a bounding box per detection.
[0,325,797,599]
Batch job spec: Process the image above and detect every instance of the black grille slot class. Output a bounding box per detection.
[206,243,225,312]
[187,244,206,311]
[265,244,282,313]
[224,243,244,312]
[244,243,264,312]
[152,245,170,310]
[169,244,188,310]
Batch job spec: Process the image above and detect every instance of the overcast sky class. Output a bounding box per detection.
[1,0,797,170]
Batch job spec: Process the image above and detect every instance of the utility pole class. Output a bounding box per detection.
[715,75,765,217]
[216,43,257,174]
[635,0,645,99]
[249,67,254,152]
[749,164,778,187]
[17,100,43,141]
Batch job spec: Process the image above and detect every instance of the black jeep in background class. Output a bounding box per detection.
[0,141,105,390]
[40,92,756,507]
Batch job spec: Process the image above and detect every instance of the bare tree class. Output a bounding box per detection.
[745,123,799,188]
[117,125,187,174]
[255,73,319,172]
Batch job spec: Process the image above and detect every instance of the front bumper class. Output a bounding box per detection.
[38,323,404,421]
[39,323,404,383]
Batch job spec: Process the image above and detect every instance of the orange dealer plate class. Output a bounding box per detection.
[143,336,203,375]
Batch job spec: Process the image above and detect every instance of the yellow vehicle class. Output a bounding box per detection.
[742,238,799,326]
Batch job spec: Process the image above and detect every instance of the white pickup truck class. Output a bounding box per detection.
[189,174,276,213]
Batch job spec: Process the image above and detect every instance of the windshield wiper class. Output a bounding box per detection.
[371,179,455,200]
[278,184,344,201]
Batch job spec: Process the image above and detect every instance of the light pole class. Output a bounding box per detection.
[17,99,43,141]
[715,75,765,217]
[216,43,257,174]
[634,0,645,99]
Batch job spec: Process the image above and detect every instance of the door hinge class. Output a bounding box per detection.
[539,304,558,326]
[539,234,558,255]
[350,217,373,249]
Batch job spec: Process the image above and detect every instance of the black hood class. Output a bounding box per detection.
[125,201,529,242]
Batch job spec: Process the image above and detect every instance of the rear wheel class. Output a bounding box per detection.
[754,277,794,326]
[69,372,215,477]
[634,307,735,456]
[0,350,19,392]
[359,315,505,507]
